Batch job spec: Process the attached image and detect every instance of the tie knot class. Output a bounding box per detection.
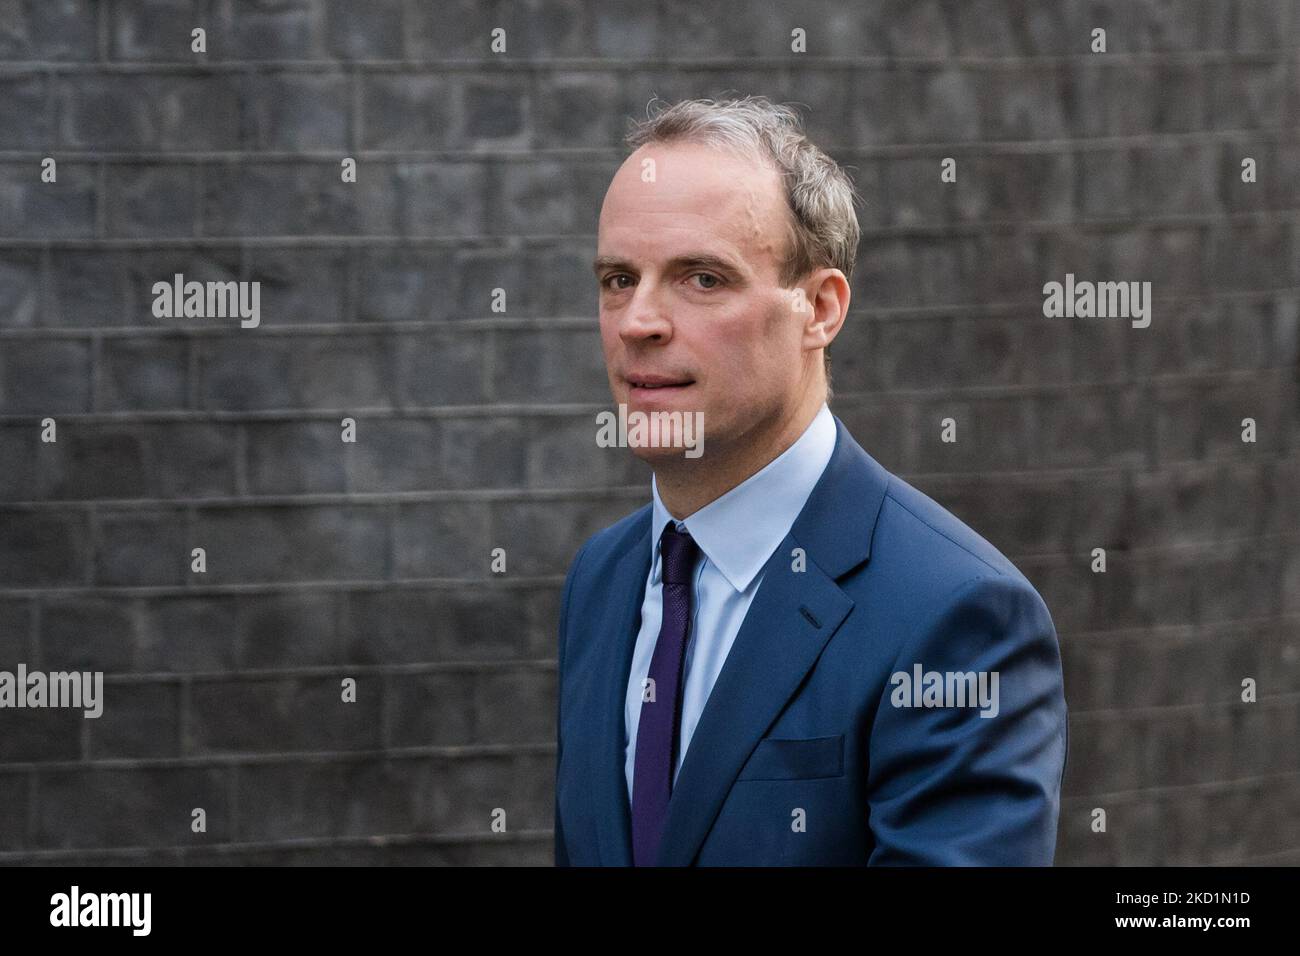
[659,522,701,587]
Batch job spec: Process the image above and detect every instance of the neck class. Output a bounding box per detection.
[653,396,824,519]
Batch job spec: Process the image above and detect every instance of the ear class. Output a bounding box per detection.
[794,268,850,352]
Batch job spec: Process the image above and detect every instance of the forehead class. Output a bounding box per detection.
[598,141,789,270]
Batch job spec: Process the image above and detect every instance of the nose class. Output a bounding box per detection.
[617,281,673,346]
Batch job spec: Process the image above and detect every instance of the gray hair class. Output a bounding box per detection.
[624,95,862,288]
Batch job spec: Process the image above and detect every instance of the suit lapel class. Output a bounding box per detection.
[654,542,854,865]
[653,415,893,866]
[592,516,651,867]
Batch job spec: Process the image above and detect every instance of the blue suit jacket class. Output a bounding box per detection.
[555,415,1069,865]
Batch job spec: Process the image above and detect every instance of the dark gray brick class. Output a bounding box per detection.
[198,334,397,411]
[833,398,917,475]
[105,164,197,238]
[528,245,600,317]
[451,246,531,318]
[0,251,41,329]
[391,500,491,579]
[493,160,588,235]
[490,497,643,575]
[403,0,492,59]
[86,680,181,758]
[35,423,154,501]
[386,670,475,747]
[1206,222,1293,293]
[244,421,350,495]
[188,675,383,754]
[46,249,129,328]
[391,162,487,238]
[376,586,531,663]
[392,330,486,406]
[874,315,955,390]
[201,163,386,236]
[0,0,96,60]
[239,591,375,668]
[404,752,516,834]
[489,0,587,60]
[109,0,201,62]
[0,704,82,762]
[0,599,31,663]
[491,328,610,403]
[245,73,350,150]
[1197,548,1283,624]
[1132,144,1221,218]
[34,766,231,849]
[341,417,527,493]
[358,247,458,323]
[1076,64,1206,139]
[914,473,1073,558]
[475,667,554,744]
[137,595,239,672]
[235,757,418,841]
[360,74,455,150]
[0,425,39,501]
[588,0,659,57]
[95,510,190,587]
[58,75,242,151]
[0,162,96,239]
[210,0,325,60]
[246,247,351,325]
[504,751,554,831]
[0,76,52,145]
[662,0,778,57]
[98,335,189,411]
[188,504,389,584]
[462,77,531,147]
[135,423,240,499]
[951,153,1077,225]
[1208,62,1289,129]
[523,415,648,490]
[913,395,1033,472]
[0,511,88,587]
[322,0,403,59]
[0,774,28,849]
[40,596,137,671]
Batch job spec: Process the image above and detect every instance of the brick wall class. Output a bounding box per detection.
[0,0,1296,864]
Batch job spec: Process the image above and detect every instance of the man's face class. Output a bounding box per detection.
[595,141,810,462]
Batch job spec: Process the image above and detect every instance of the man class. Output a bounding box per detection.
[554,96,1068,866]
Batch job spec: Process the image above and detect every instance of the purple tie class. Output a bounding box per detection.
[631,522,702,867]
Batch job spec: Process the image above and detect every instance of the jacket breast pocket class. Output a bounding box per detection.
[736,733,845,781]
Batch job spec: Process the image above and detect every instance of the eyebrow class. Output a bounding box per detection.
[591,253,744,277]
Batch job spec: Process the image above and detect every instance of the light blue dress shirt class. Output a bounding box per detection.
[623,402,838,803]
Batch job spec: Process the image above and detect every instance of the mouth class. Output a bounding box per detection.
[626,375,695,397]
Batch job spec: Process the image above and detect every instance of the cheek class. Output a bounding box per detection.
[724,299,797,369]
[598,314,620,355]
[694,316,779,395]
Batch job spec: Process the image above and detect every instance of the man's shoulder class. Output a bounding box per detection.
[868,468,1038,601]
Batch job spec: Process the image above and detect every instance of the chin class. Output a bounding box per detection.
[629,442,697,467]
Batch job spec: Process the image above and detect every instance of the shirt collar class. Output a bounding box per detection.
[650,403,837,593]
